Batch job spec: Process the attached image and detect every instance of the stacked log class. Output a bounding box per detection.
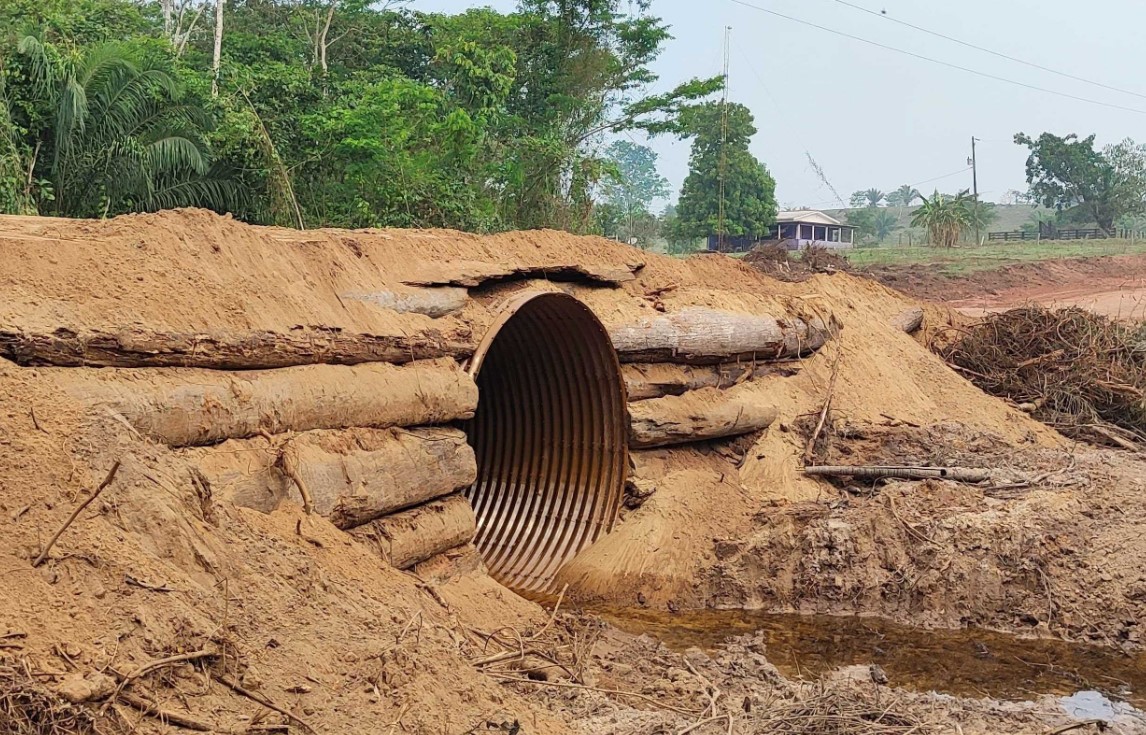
[188,428,476,528]
[57,359,477,447]
[610,307,830,364]
[622,362,798,401]
[351,495,478,570]
[628,388,779,449]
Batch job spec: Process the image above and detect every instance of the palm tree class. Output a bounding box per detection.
[17,37,236,218]
[863,188,885,207]
[911,189,973,248]
[887,184,920,208]
[872,209,898,241]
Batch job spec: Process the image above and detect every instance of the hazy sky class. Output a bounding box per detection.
[414,0,1146,209]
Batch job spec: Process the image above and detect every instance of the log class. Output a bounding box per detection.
[627,387,779,448]
[890,307,925,334]
[58,359,477,447]
[188,428,476,526]
[340,287,468,318]
[802,465,991,483]
[402,261,643,288]
[610,307,831,365]
[622,362,800,401]
[0,325,474,369]
[351,495,477,569]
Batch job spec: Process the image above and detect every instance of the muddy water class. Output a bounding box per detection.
[603,609,1146,707]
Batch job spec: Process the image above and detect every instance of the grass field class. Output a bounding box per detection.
[846,238,1146,275]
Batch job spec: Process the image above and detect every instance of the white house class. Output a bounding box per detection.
[769,210,856,250]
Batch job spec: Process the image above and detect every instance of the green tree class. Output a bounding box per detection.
[1014,132,1146,234]
[847,207,897,243]
[599,140,668,247]
[886,184,920,207]
[671,101,777,245]
[8,36,235,217]
[862,188,885,207]
[872,208,898,240]
[911,189,973,248]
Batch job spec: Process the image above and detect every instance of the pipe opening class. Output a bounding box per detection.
[463,292,628,596]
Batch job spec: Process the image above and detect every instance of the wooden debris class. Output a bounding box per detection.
[610,307,831,365]
[0,325,474,369]
[351,495,477,569]
[33,461,121,567]
[802,465,992,483]
[622,362,799,401]
[59,359,477,447]
[340,287,468,318]
[628,388,779,449]
[890,307,925,334]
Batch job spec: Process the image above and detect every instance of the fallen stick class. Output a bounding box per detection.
[216,674,318,735]
[803,349,841,465]
[117,691,214,732]
[33,460,121,567]
[104,650,216,715]
[802,465,991,483]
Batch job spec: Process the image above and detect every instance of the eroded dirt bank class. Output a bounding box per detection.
[1,210,1144,734]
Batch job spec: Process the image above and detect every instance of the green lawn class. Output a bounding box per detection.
[846,238,1146,275]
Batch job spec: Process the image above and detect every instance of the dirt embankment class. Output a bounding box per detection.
[862,253,1146,319]
[1,210,1145,734]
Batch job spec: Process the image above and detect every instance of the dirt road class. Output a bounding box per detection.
[952,282,1146,319]
[863,253,1146,320]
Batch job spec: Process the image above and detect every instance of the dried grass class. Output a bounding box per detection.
[0,667,114,735]
[752,684,932,734]
[940,306,1146,447]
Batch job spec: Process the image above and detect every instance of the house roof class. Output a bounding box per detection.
[775,210,847,226]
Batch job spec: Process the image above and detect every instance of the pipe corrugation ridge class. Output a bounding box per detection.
[463,293,627,596]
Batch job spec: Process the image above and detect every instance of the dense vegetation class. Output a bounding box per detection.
[0,0,741,238]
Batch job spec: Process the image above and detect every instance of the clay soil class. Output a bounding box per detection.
[1,210,1145,734]
[863,253,1146,319]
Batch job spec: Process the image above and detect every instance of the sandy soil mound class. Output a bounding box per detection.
[1,209,1144,733]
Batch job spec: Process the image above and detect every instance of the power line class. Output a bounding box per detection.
[912,166,973,189]
[726,0,1146,116]
[829,0,1146,102]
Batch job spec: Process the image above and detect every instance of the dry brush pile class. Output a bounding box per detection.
[940,307,1146,448]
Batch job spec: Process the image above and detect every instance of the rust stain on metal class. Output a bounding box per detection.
[463,292,628,596]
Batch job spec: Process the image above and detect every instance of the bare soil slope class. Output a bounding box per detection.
[1,210,1144,734]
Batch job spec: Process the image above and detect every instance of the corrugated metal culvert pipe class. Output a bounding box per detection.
[463,292,628,597]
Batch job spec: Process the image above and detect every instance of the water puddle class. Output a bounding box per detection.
[602,608,1146,709]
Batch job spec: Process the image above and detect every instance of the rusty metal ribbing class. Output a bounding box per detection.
[463,292,628,596]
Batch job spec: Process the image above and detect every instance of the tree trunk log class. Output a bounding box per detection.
[0,326,474,369]
[351,495,477,570]
[59,359,477,447]
[627,387,779,448]
[188,428,476,527]
[891,307,924,334]
[340,287,468,318]
[610,307,831,364]
[622,362,800,401]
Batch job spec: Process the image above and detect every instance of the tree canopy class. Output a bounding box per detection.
[1014,132,1146,234]
[671,101,777,244]
[0,0,722,232]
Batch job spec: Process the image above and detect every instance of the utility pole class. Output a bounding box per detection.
[716,26,731,252]
[970,136,980,245]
